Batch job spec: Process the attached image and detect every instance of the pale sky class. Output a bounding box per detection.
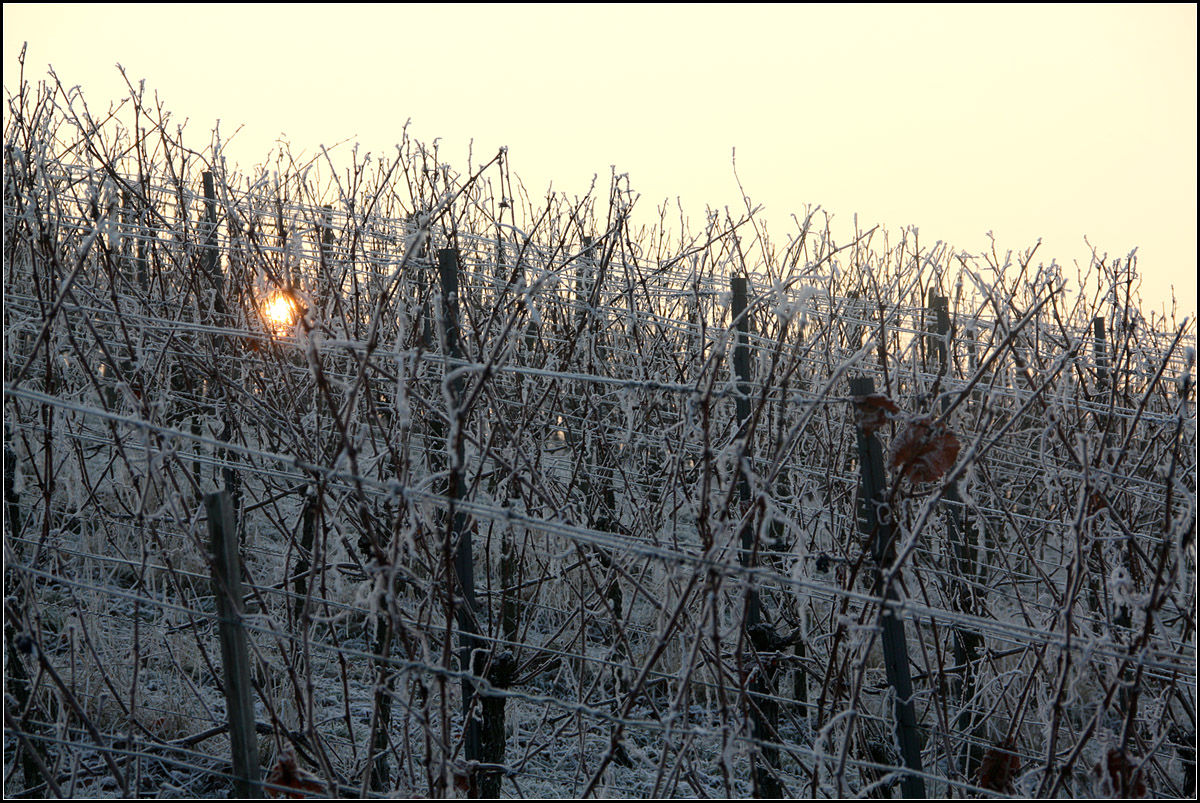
[4,3,1196,317]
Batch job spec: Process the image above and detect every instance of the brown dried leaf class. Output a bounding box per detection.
[265,747,325,799]
[853,394,900,436]
[977,739,1020,793]
[889,417,960,484]
[1093,748,1147,798]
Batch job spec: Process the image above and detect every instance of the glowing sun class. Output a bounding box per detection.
[263,293,297,331]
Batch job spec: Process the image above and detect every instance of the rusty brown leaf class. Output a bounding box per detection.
[889,417,960,484]
[1093,748,1147,798]
[977,739,1020,793]
[265,747,324,799]
[853,394,900,436]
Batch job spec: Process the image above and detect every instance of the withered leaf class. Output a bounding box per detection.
[977,739,1020,793]
[265,747,324,799]
[889,417,960,484]
[853,394,900,436]
[1093,748,1146,798]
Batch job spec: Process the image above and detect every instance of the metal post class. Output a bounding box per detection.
[206,490,262,798]
[850,376,926,798]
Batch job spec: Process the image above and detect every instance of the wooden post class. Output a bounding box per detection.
[930,296,984,780]
[927,292,949,372]
[201,172,225,315]
[577,235,595,329]
[205,490,262,798]
[121,189,148,292]
[1093,316,1109,394]
[439,247,485,791]
[202,172,241,520]
[292,487,317,627]
[369,614,396,792]
[1094,316,1113,442]
[850,376,925,798]
[731,278,784,797]
[966,327,981,406]
[187,173,224,495]
[730,277,758,625]
[5,426,22,541]
[320,204,335,260]
[492,491,522,794]
[2,426,46,794]
[574,237,630,767]
[574,236,605,525]
[794,610,808,723]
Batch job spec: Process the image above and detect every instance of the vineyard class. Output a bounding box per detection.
[3,72,1197,798]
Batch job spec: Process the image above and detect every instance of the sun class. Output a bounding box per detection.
[263,292,297,332]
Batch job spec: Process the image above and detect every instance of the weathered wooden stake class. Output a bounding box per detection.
[5,426,22,541]
[850,376,926,798]
[439,247,486,792]
[1093,316,1109,393]
[292,487,317,628]
[200,172,229,319]
[201,172,241,525]
[731,277,784,798]
[930,296,985,779]
[730,277,759,626]
[319,204,335,260]
[205,489,262,798]
[927,292,949,372]
[3,445,47,798]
